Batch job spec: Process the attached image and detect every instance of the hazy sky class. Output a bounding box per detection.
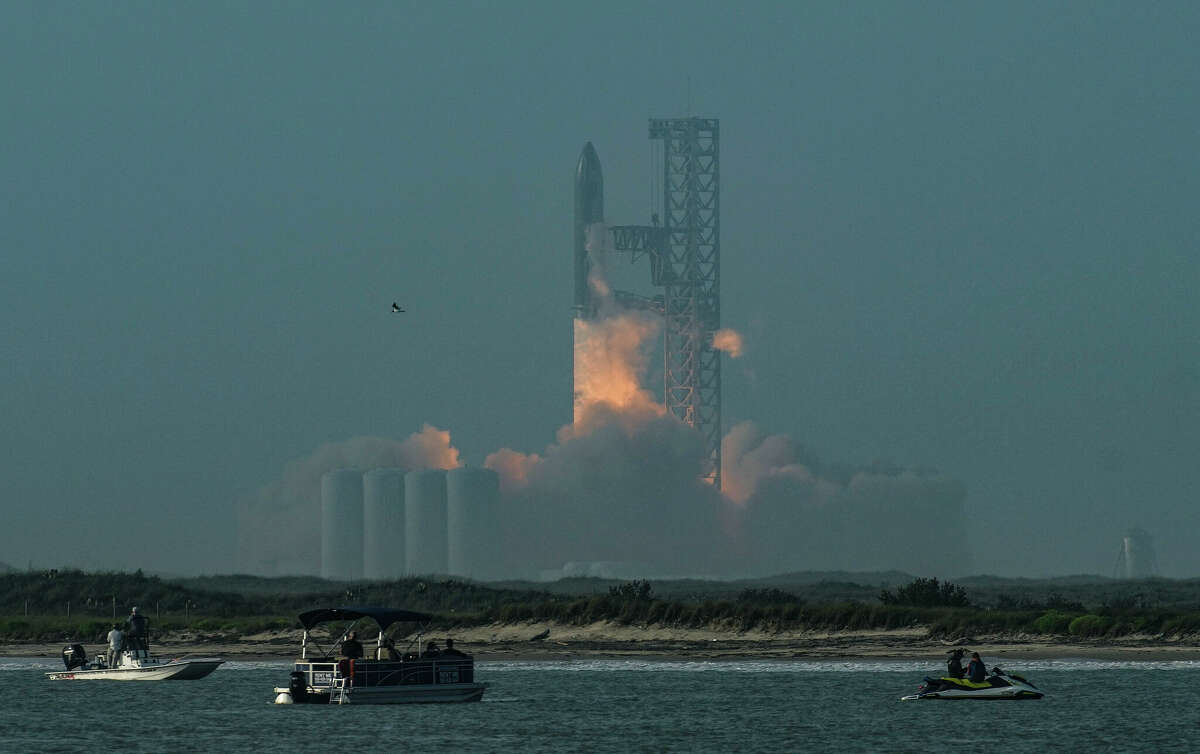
[2,1,1196,576]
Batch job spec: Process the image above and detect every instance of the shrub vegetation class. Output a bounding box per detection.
[3,572,1200,642]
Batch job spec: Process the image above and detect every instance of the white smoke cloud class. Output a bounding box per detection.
[721,421,820,504]
[490,406,729,576]
[723,420,970,576]
[241,247,969,580]
[712,328,745,358]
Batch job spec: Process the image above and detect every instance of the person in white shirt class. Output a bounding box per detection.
[106,624,124,668]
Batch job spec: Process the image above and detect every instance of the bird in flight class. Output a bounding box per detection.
[391,302,405,313]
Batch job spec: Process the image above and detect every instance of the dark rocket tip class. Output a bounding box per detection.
[576,142,603,185]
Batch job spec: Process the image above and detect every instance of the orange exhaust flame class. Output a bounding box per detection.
[571,313,664,433]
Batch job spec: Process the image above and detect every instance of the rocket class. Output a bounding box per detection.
[572,142,603,423]
[573,142,604,320]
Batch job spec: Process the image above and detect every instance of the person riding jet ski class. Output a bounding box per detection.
[945,648,965,679]
[902,652,1044,700]
[966,652,987,682]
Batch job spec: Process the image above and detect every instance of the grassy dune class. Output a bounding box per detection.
[3,570,1200,644]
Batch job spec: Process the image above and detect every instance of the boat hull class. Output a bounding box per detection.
[47,659,224,681]
[275,681,485,704]
[900,688,1043,700]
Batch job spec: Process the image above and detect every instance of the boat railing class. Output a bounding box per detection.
[295,657,474,689]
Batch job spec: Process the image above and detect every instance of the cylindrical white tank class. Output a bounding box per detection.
[321,469,363,580]
[363,468,406,580]
[405,470,448,575]
[447,468,500,578]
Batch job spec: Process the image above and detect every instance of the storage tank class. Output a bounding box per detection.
[321,469,364,580]
[363,468,406,579]
[405,470,448,575]
[447,467,500,578]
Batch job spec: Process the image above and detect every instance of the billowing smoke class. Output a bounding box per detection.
[491,266,723,575]
[487,408,727,576]
[236,425,459,573]
[712,328,745,358]
[240,245,968,579]
[723,421,969,576]
[584,222,613,301]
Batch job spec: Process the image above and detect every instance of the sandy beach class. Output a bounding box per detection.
[6,621,1200,661]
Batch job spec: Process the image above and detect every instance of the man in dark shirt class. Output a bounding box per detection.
[341,631,363,660]
[945,648,965,679]
[442,638,468,658]
[125,607,149,653]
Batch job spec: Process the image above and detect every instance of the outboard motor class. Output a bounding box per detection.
[62,644,87,670]
[288,671,308,703]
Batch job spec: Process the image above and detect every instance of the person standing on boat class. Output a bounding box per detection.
[125,607,149,654]
[340,631,363,660]
[442,639,467,658]
[106,624,124,668]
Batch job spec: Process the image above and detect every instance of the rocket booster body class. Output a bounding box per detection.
[572,142,604,423]
[573,142,604,320]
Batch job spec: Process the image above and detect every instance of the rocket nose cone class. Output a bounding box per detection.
[576,142,602,183]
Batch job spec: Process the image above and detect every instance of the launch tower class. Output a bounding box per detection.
[575,118,723,488]
[647,118,721,488]
[1113,527,1160,579]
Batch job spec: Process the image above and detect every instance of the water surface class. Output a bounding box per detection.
[2,658,1192,752]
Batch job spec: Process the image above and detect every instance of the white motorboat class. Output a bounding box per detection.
[46,642,223,681]
[272,606,486,705]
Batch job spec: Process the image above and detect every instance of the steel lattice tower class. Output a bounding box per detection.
[588,117,722,488]
[652,118,721,487]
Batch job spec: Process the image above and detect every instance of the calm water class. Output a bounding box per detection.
[1,658,1195,752]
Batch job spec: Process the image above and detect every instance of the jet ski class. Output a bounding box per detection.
[901,668,1043,700]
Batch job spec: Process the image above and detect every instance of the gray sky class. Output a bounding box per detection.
[2,1,1196,576]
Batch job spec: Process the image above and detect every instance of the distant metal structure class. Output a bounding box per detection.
[598,117,723,487]
[1113,527,1160,579]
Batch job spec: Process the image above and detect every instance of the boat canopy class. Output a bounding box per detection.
[298,606,432,632]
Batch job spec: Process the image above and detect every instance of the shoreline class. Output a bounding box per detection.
[6,622,1200,662]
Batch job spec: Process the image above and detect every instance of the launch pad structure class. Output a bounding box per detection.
[574,118,722,488]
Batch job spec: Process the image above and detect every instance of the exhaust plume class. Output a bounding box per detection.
[570,312,664,434]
